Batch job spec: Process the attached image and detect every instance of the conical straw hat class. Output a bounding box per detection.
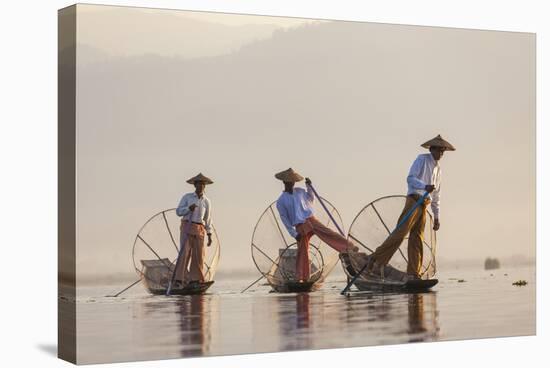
[274,168,304,182]
[421,134,456,151]
[186,173,214,185]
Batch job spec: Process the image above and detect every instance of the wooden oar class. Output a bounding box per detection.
[341,191,430,295]
[106,278,141,297]
[306,181,345,236]
[240,274,266,293]
[166,208,195,296]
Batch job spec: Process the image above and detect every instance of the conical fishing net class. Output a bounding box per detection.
[251,195,344,289]
[346,195,437,279]
[132,209,220,293]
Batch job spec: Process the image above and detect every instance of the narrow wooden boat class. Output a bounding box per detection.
[140,259,215,296]
[343,195,439,293]
[340,252,438,293]
[266,248,324,293]
[262,248,323,293]
[148,281,215,296]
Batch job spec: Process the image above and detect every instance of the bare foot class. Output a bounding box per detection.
[345,245,359,253]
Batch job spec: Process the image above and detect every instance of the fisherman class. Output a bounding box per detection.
[275,168,358,283]
[366,135,455,280]
[174,173,214,287]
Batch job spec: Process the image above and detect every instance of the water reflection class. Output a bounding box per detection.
[137,289,438,359]
[77,269,535,363]
[407,293,439,341]
[177,295,211,356]
[278,293,315,350]
[275,290,439,350]
[140,294,213,358]
[296,293,311,329]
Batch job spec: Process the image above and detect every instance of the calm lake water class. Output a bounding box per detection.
[70,266,535,364]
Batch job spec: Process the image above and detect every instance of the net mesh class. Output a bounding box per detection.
[131,208,220,292]
[251,196,343,288]
[347,195,437,279]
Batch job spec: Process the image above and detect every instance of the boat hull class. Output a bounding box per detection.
[340,253,438,293]
[352,278,438,292]
[147,280,215,295]
[139,259,215,296]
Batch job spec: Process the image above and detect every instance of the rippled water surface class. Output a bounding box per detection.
[70,266,535,364]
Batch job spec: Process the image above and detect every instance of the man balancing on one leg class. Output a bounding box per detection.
[275,168,359,283]
[366,135,456,280]
[174,173,214,287]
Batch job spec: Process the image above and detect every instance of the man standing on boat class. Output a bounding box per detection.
[174,173,214,287]
[275,168,358,282]
[366,135,455,279]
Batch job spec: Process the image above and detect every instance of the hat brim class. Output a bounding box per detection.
[421,143,456,151]
[187,179,214,185]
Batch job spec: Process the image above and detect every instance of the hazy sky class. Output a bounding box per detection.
[75,5,322,61]
[71,4,535,278]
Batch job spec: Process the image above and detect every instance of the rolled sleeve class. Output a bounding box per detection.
[431,194,440,218]
[305,185,315,203]
[204,199,213,234]
[431,178,441,218]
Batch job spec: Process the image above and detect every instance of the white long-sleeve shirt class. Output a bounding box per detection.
[276,187,315,239]
[176,192,213,234]
[407,153,441,218]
